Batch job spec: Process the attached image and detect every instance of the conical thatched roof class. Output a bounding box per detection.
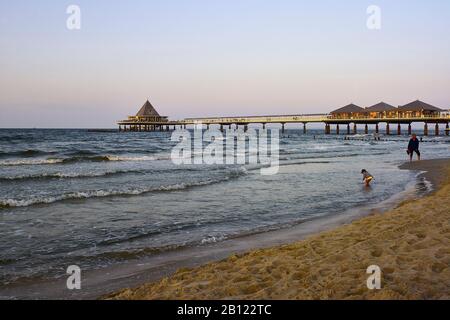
[365,102,397,112]
[398,100,443,112]
[136,100,160,117]
[330,103,366,114]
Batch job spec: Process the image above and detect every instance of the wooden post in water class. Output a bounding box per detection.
[262,123,266,130]
[435,123,439,136]
[364,124,368,134]
[244,124,248,132]
[408,123,412,135]
[397,123,401,135]
[353,123,357,135]
[336,124,340,135]
[446,123,449,136]
[347,124,350,135]
[424,123,428,136]
[386,123,390,135]
[375,123,379,134]
[303,123,307,134]
[281,123,285,134]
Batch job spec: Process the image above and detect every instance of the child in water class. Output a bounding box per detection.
[361,169,374,187]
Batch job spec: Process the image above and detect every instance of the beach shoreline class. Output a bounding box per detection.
[107,158,450,300]
[1,158,447,300]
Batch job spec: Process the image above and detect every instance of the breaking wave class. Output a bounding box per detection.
[0,155,171,166]
[0,170,144,181]
[0,168,247,209]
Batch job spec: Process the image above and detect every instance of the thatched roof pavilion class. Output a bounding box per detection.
[398,100,443,118]
[128,100,168,122]
[330,103,365,114]
[398,100,443,112]
[330,104,366,119]
[136,100,161,117]
[366,102,396,112]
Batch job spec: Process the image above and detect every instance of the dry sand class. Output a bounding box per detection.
[107,159,450,300]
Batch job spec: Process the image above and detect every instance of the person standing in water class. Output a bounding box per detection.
[407,133,421,162]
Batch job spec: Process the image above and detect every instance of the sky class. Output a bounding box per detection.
[0,0,449,128]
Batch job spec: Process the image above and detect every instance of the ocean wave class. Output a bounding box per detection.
[0,154,171,166]
[0,170,144,181]
[0,158,65,166]
[0,168,247,208]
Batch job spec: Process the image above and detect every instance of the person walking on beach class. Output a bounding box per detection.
[407,133,421,162]
[361,169,374,187]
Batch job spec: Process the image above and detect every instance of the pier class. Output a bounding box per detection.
[118,100,450,136]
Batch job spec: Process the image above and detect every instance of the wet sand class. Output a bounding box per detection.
[108,159,450,300]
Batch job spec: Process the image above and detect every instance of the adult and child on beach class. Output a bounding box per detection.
[361,133,421,187]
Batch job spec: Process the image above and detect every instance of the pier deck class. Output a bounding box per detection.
[118,114,450,136]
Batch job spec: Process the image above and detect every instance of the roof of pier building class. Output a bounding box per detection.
[136,100,163,117]
[330,104,366,114]
[398,100,443,112]
[365,102,397,112]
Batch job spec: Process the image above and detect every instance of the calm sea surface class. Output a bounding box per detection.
[0,128,449,285]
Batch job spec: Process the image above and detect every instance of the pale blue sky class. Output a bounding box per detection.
[0,0,449,127]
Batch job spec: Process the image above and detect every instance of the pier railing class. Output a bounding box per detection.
[182,113,450,124]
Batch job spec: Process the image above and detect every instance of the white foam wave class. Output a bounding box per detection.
[0,168,247,208]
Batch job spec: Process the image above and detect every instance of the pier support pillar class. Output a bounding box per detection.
[262,123,266,130]
[220,124,224,132]
[424,123,428,136]
[244,124,248,132]
[235,124,239,130]
[446,123,449,136]
[397,123,401,135]
[206,124,210,130]
[325,124,329,134]
[347,124,350,135]
[364,124,368,134]
[281,123,285,134]
[336,124,340,135]
[386,123,390,135]
[303,123,307,134]
[228,124,232,130]
[375,123,379,134]
[353,123,357,135]
[435,123,439,136]
[119,125,122,132]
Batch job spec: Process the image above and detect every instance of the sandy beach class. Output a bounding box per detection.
[108,159,450,300]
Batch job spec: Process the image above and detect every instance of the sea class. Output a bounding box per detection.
[0,128,449,291]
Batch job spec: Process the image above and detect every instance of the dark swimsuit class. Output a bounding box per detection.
[407,138,420,156]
